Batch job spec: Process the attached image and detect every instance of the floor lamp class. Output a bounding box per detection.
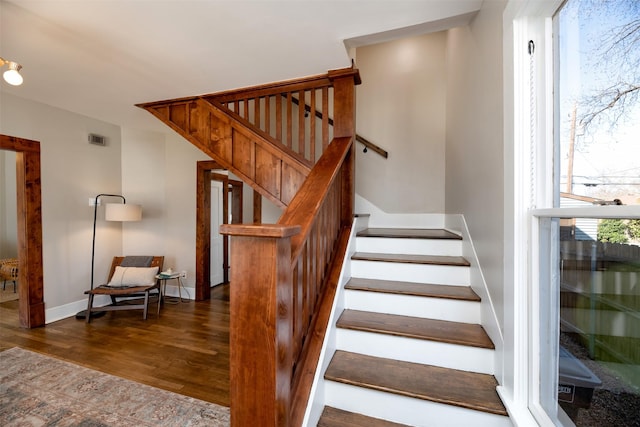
[75,194,142,319]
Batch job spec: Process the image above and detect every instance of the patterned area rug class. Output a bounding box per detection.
[0,347,230,426]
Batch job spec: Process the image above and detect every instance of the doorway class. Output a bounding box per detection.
[0,134,45,328]
[195,161,244,300]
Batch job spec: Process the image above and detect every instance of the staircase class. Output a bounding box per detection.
[315,227,511,427]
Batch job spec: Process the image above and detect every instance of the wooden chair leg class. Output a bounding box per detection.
[143,291,150,320]
[157,288,162,316]
[86,294,94,324]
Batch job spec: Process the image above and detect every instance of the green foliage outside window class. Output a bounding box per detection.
[598,218,629,243]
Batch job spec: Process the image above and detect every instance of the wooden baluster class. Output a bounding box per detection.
[286,92,293,149]
[255,96,261,130]
[265,95,271,137]
[276,94,283,143]
[243,98,249,121]
[310,89,316,163]
[322,87,329,151]
[298,90,305,157]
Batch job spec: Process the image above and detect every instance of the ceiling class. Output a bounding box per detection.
[0,0,481,132]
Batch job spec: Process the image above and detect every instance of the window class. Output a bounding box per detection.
[505,1,639,424]
[537,1,640,425]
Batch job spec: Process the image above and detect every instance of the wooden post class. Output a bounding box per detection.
[328,68,360,226]
[196,162,213,300]
[1,135,45,328]
[220,224,300,427]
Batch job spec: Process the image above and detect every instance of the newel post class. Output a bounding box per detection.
[328,67,360,225]
[220,224,301,427]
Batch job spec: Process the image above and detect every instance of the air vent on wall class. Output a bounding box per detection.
[88,133,106,146]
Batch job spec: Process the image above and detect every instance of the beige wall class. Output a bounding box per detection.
[445,1,506,333]
[0,92,229,315]
[355,31,447,213]
[0,93,124,310]
[121,128,210,290]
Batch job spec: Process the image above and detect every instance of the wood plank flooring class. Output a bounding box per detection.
[0,284,230,406]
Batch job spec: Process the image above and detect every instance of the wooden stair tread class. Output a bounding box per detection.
[325,351,508,416]
[352,252,470,267]
[318,406,409,427]
[346,277,480,301]
[337,310,494,349]
[357,228,462,240]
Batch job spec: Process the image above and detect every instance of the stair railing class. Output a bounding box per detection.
[220,68,358,427]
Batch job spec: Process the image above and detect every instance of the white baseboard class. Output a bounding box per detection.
[44,284,196,324]
[45,295,112,324]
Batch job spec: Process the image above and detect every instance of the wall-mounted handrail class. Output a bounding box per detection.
[288,95,389,159]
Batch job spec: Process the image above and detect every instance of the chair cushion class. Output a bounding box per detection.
[107,266,159,287]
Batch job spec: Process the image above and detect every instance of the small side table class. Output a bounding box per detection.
[156,273,186,305]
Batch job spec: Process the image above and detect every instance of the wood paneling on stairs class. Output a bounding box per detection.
[325,350,507,416]
[318,406,409,427]
[337,309,495,349]
[345,277,480,301]
[351,252,470,266]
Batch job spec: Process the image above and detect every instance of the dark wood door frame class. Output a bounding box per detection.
[195,160,243,300]
[0,134,45,328]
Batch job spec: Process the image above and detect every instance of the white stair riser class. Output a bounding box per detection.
[351,260,469,285]
[344,289,480,323]
[356,237,462,256]
[324,381,512,427]
[336,329,494,375]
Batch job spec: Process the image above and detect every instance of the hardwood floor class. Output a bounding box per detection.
[0,284,230,407]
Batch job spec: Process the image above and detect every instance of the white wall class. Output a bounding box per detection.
[445,1,507,338]
[0,149,18,258]
[0,93,123,310]
[355,31,447,214]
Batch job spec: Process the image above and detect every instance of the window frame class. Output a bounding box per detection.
[507,0,640,425]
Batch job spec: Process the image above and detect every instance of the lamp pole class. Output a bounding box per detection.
[90,194,126,291]
[76,194,126,319]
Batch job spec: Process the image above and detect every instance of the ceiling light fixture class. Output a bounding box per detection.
[0,57,24,86]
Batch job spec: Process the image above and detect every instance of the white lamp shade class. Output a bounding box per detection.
[105,203,142,221]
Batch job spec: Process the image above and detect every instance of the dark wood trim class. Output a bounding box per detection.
[0,134,45,328]
[196,161,214,301]
[197,162,244,299]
